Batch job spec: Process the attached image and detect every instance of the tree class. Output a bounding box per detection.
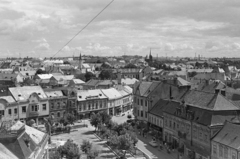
[90,113,101,131]
[58,140,80,159]
[60,113,76,126]
[124,63,137,68]
[35,69,46,75]
[85,72,95,82]
[203,62,209,68]
[80,140,92,154]
[195,62,202,68]
[99,70,114,80]
[188,71,197,78]
[49,150,61,159]
[99,111,111,125]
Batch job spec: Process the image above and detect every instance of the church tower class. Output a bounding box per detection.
[79,53,83,71]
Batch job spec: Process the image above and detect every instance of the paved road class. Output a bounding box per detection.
[112,110,178,159]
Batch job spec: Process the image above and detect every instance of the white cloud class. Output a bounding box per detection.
[35,42,50,51]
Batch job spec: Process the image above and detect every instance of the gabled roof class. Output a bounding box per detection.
[71,79,85,84]
[134,81,153,96]
[44,90,64,98]
[9,86,47,101]
[0,96,16,103]
[177,90,239,111]
[0,73,17,80]
[212,121,240,150]
[37,74,53,80]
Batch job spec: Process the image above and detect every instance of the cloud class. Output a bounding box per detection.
[35,42,50,51]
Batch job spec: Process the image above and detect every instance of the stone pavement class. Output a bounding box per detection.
[51,120,117,159]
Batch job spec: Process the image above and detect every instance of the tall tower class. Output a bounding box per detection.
[79,53,82,71]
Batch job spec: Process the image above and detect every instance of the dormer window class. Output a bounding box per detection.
[79,96,82,98]
[18,94,21,97]
[99,94,102,96]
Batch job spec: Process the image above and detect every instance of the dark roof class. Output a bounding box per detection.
[177,90,239,110]
[134,81,153,96]
[212,121,240,150]
[143,82,161,97]
[149,99,169,117]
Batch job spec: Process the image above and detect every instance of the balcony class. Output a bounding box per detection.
[29,111,39,117]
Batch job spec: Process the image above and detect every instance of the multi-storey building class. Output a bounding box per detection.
[115,85,133,112]
[133,78,190,123]
[9,86,49,125]
[0,96,20,122]
[44,89,68,121]
[163,89,240,159]
[211,121,240,159]
[76,89,108,118]
[0,120,49,159]
[101,88,123,115]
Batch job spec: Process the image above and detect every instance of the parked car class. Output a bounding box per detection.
[149,140,158,147]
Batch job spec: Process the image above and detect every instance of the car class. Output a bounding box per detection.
[149,140,158,147]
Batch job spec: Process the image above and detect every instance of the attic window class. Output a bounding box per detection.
[49,96,52,97]
[99,94,102,96]
[38,93,41,95]
[79,96,82,98]
[18,94,21,97]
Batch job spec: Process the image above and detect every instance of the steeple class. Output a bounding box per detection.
[79,53,82,71]
[149,48,153,61]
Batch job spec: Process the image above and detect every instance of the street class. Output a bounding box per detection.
[112,110,178,159]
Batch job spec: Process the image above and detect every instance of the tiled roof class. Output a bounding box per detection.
[134,81,153,96]
[177,90,239,110]
[44,90,64,98]
[9,86,47,101]
[77,89,107,101]
[0,96,16,103]
[0,143,18,159]
[72,79,85,84]
[37,74,53,79]
[101,88,122,100]
[149,99,169,117]
[212,121,240,150]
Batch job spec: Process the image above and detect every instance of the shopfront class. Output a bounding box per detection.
[149,123,163,141]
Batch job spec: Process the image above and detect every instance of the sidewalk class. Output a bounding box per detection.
[136,132,178,159]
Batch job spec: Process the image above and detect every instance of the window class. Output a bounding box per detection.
[57,102,60,109]
[137,99,139,105]
[141,111,143,117]
[169,120,172,128]
[22,106,26,113]
[8,109,11,115]
[232,153,236,159]
[100,102,102,108]
[199,132,202,140]
[134,97,136,103]
[204,134,208,141]
[212,145,217,155]
[141,99,143,106]
[145,100,147,107]
[14,108,17,114]
[137,110,139,116]
[145,112,147,118]
[224,147,228,159]
[42,104,46,111]
[88,104,91,110]
[173,122,176,129]
[31,105,38,112]
[165,119,168,126]
[219,145,223,157]
[84,104,86,110]
[79,105,82,111]
[51,103,54,109]
[57,112,60,117]
[0,110,4,116]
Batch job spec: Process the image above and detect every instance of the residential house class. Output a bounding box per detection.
[133,79,190,123]
[148,99,170,141]
[44,89,68,121]
[0,72,24,85]
[0,96,19,122]
[49,74,74,86]
[211,121,240,159]
[35,74,53,87]
[163,89,240,159]
[68,79,85,89]
[0,120,49,159]
[76,89,108,118]
[9,86,49,125]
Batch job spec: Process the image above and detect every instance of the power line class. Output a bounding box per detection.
[52,0,114,58]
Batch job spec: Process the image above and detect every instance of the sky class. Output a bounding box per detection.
[1,0,240,58]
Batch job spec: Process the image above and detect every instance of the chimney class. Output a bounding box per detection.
[221,89,226,96]
[215,89,220,94]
